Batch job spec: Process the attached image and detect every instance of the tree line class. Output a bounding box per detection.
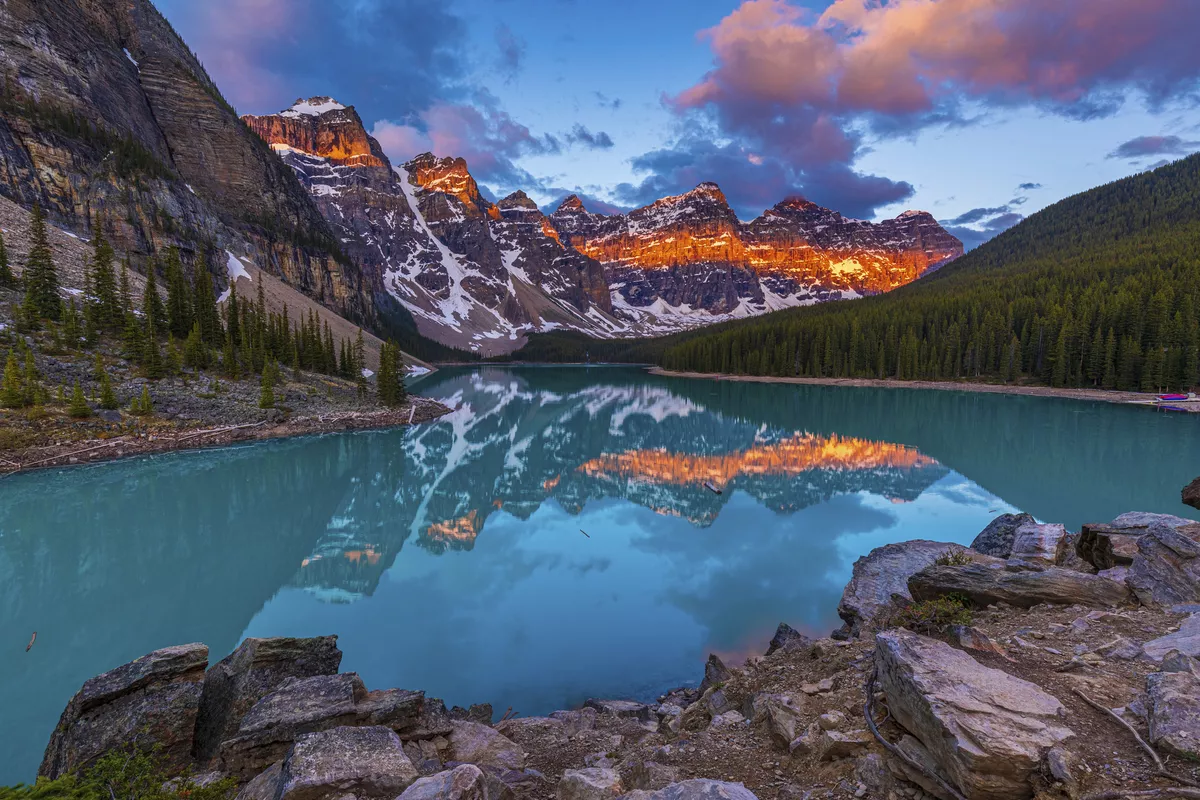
[657,154,1200,393]
[1,204,408,414]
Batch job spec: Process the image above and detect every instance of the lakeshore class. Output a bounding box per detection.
[648,367,1200,413]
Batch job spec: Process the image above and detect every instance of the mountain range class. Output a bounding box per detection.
[244,97,963,354]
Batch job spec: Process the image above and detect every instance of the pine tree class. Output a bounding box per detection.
[259,359,276,409]
[142,312,163,379]
[184,322,209,370]
[22,351,41,407]
[68,380,92,418]
[119,260,133,315]
[0,228,15,288]
[142,264,167,335]
[130,385,153,416]
[1,351,24,408]
[354,328,367,397]
[99,369,118,410]
[192,256,222,345]
[88,218,122,333]
[165,336,182,376]
[62,298,81,346]
[22,203,61,322]
[377,341,407,407]
[164,247,193,339]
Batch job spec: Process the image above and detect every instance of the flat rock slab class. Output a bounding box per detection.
[909,560,1131,609]
[194,636,342,763]
[875,629,1073,800]
[1147,669,1200,760]
[1010,523,1067,565]
[1128,523,1200,607]
[970,514,1036,558]
[447,721,525,771]
[618,780,759,799]
[277,726,419,800]
[838,540,970,636]
[398,764,493,800]
[41,643,209,779]
[559,768,623,800]
[1143,615,1200,661]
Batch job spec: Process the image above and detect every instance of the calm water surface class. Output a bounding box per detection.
[2,366,1198,781]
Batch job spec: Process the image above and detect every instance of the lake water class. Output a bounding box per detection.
[2,366,1198,782]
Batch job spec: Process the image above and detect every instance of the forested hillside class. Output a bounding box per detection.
[656,154,1200,392]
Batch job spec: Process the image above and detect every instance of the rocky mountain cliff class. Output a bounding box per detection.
[244,98,962,354]
[0,0,372,324]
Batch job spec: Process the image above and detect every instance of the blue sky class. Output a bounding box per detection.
[156,0,1200,248]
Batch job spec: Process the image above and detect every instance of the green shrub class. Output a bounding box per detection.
[884,593,974,634]
[934,549,974,567]
[0,749,235,800]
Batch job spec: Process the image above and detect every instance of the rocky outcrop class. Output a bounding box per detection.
[447,722,525,772]
[1008,523,1068,564]
[194,636,342,764]
[969,514,1036,557]
[764,623,812,656]
[397,764,498,800]
[40,643,209,779]
[1143,615,1200,661]
[1185,478,1200,511]
[1127,522,1200,607]
[1076,525,1142,570]
[837,540,971,636]
[1147,657,1200,759]
[742,693,806,749]
[275,726,420,800]
[875,630,1073,800]
[908,559,1132,609]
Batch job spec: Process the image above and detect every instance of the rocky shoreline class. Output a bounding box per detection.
[19,481,1200,800]
[646,368,1200,413]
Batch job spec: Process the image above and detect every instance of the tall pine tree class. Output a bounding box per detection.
[0,228,14,288]
[88,217,122,333]
[164,247,193,339]
[22,203,61,322]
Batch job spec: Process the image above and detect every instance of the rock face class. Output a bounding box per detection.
[765,623,812,656]
[447,722,525,771]
[909,559,1132,609]
[970,514,1036,558]
[1143,615,1200,661]
[0,2,371,323]
[1009,523,1068,564]
[398,765,495,800]
[218,673,427,778]
[276,726,420,800]
[1185,478,1200,511]
[837,540,971,636]
[1127,523,1200,607]
[194,636,342,764]
[1147,663,1200,759]
[1076,525,1142,570]
[40,643,209,779]
[875,630,1074,800]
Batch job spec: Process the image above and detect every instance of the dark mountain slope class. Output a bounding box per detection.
[656,154,1200,392]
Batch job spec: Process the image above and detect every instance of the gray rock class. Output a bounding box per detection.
[194,636,342,763]
[709,711,745,728]
[1010,522,1068,564]
[765,623,812,656]
[235,762,283,800]
[885,735,956,800]
[618,780,758,800]
[1147,669,1200,760]
[584,699,655,725]
[1127,523,1200,607]
[1111,512,1196,530]
[908,558,1132,609]
[495,717,565,742]
[550,708,598,738]
[619,762,679,792]
[1096,637,1144,661]
[559,768,623,800]
[946,625,1010,659]
[397,764,494,800]
[450,705,495,726]
[1184,478,1200,511]
[1144,615,1200,661]
[1046,746,1081,799]
[1160,650,1200,677]
[838,540,971,637]
[1076,526,1142,571]
[875,629,1074,800]
[447,721,525,771]
[276,726,419,800]
[818,730,871,761]
[698,654,731,695]
[220,673,365,778]
[971,514,1036,558]
[742,693,805,748]
[40,643,209,779]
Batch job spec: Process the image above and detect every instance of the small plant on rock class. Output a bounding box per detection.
[934,549,974,567]
[884,593,973,635]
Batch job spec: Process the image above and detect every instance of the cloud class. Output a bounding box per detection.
[494,23,526,84]
[594,92,623,111]
[371,91,562,190]
[564,125,615,150]
[1108,134,1200,160]
[644,0,1200,219]
[541,191,631,216]
[1018,182,1043,191]
[942,203,1027,251]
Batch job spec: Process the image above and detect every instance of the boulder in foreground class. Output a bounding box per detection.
[41,643,209,779]
[276,726,419,800]
[875,629,1073,800]
[970,514,1036,558]
[1185,478,1200,511]
[908,559,1131,609]
[397,764,495,800]
[1127,522,1200,607]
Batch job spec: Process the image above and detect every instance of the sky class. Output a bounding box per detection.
[155,0,1200,249]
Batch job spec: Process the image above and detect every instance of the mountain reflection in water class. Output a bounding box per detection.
[2,366,1197,784]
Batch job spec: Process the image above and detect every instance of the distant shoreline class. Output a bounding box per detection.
[646,367,1200,412]
[0,399,453,478]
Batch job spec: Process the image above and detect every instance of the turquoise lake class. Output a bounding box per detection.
[2,366,1198,782]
